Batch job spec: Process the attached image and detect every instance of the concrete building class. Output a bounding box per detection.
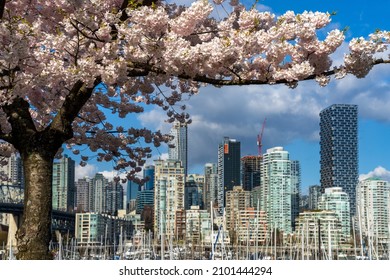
[75,212,133,246]
[91,173,108,213]
[356,178,390,244]
[204,163,218,212]
[295,210,344,255]
[318,187,351,242]
[153,159,185,243]
[0,153,23,187]
[185,205,211,246]
[235,207,268,245]
[225,186,251,237]
[105,181,124,215]
[75,177,92,212]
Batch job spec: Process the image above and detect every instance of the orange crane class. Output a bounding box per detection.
[257,118,266,156]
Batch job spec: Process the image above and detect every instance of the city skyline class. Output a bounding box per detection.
[33,0,390,195]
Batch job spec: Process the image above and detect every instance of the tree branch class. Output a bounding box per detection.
[48,77,102,142]
[2,97,38,147]
[0,0,5,20]
[127,58,390,86]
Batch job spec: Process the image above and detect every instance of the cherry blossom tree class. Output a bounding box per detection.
[0,0,389,259]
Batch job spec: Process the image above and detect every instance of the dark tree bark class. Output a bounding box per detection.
[16,150,56,259]
[1,79,97,259]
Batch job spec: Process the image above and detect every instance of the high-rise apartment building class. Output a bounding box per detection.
[356,178,390,244]
[75,177,92,212]
[241,155,262,192]
[168,121,188,175]
[106,181,124,215]
[0,153,23,187]
[185,174,204,210]
[225,186,251,232]
[217,137,241,214]
[91,173,108,213]
[320,104,358,216]
[291,160,301,230]
[204,163,218,212]
[52,155,75,212]
[260,147,298,234]
[153,159,185,242]
[308,185,325,210]
[318,187,351,242]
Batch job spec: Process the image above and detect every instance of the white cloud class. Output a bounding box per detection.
[137,109,171,134]
[359,166,390,182]
[75,164,98,181]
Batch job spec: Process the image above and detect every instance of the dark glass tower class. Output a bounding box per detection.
[241,155,262,192]
[143,165,155,191]
[320,104,358,216]
[217,137,241,214]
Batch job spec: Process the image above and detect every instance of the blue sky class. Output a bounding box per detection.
[75,0,390,194]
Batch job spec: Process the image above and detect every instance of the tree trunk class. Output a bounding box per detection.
[16,151,55,260]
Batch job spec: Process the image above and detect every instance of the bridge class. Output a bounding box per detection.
[0,185,75,246]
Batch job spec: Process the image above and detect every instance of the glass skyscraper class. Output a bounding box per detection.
[241,155,262,192]
[52,155,75,212]
[320,104,358,217]
[168,121,188,175]
[260,147,297,234]
[217,137,241,214]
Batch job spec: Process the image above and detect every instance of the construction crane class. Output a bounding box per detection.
[257,118,266,156]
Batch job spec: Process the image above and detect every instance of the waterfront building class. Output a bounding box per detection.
[241,155,262,192]
[308,185,325,210]
[225,186,251,238]
[153,159,185,243]
[52,155,75,212]
[75,212,133,246]
[168,121,188,175]
[295,210,344,254]
[356,178,390,244]
[235,207,268,245]
[204,163,218,212]
[318,187,351,242]
[260,147,297,234]
[185,205,211,246]
[217,137,241,214]
[320,104,358,217]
